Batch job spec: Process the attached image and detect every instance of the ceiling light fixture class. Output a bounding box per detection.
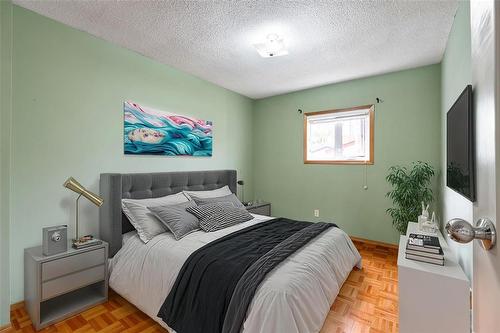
[253,33,288,58]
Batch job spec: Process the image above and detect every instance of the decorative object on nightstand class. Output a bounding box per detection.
[63,177,104,248]
[245,201,271,216]
[42,225,68,256]
[237,180,245,204]
[420,211,439,233]
[417,202,429,230]
[24,241,109,330]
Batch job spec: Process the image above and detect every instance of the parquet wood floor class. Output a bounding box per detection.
[320,241,399,333]
[3,240,398,333]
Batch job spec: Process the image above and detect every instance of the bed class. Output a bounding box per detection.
[99,170,362,333]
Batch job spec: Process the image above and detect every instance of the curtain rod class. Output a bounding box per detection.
[297,97,384,114]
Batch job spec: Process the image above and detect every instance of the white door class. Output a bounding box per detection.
[470,1,500,332]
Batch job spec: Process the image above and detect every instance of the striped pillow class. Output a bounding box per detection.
[186,202,233,219]
[186,203,254,232]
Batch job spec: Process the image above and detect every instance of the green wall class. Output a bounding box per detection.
[8,6,254,302]
[253,65,442,244]
[440,1,473,280]
[0,0,13,326]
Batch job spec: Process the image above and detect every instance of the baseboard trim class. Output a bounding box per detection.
[0,323,11,332]
[0,301,24,332]
[350,236,398,249]
[10,301,24,311]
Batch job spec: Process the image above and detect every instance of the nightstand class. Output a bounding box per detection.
[245,201,271,216]
[398,223,469,333]
[24,241,108,330]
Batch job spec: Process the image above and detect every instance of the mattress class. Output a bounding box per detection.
[108,214,362,333]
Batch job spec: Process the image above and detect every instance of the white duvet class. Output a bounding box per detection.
[109,214,362,333]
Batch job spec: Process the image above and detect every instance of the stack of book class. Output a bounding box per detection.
[405,233,444,266]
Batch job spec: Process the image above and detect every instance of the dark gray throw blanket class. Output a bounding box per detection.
[157,218,336,333]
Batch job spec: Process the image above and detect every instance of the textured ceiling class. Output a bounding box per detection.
[14,0,458,99]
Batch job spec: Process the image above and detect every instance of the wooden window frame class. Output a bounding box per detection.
[303,105,375,165]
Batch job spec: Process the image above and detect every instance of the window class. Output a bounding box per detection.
[304,105,374,164]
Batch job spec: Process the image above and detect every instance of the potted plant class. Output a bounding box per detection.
[386,161,435,234]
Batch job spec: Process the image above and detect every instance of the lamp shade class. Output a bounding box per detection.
[63,177,104,207]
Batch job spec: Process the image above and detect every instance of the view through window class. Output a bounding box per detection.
[304,105,374,164]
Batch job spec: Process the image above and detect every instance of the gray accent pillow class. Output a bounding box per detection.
[148,201,200,240]
[121,192,190,243]
[192,193,245,209]
[186,202,254,232]
[121,201,167,243]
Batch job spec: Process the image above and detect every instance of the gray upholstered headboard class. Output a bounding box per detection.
[99,170,237,257]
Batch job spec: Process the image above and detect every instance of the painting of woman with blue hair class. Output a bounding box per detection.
[124,101,213,156]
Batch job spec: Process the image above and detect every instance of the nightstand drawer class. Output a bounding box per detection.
[41,264,105,300]
[41,247,105,281]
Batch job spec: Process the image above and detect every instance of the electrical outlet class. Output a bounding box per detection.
[314,209,320,217]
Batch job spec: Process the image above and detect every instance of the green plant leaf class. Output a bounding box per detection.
[385,161,435,234]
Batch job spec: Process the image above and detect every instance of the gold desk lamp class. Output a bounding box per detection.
[63,177,104,245]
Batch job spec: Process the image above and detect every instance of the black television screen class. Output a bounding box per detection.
[447,85,475,201]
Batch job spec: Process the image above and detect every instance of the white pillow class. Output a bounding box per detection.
[122,191,188,207]
[122,192,189,243]
[183,185,232,200]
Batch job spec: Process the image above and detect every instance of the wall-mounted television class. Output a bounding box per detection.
[446,85,475,201]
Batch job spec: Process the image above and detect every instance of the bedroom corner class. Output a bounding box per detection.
[0,0,13,328]
[252,65,442,246]
[440,0,473,282]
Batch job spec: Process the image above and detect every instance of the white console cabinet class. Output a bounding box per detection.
[398,222,470,333]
